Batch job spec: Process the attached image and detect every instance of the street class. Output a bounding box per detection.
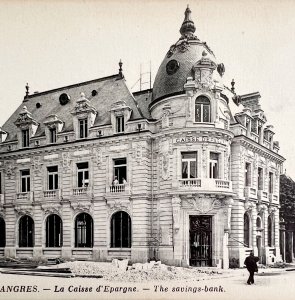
[0,268,294,300]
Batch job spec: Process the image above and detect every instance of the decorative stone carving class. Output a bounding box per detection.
[33,156,42,174]
[244,200,255,212]
[4,162,15,179]
[134,144,143,164]
[268,206,277,214]
[257,203,267,213]
[166,39,191,58]
[161,153,170,180]
[71,202,93,215]
[14,206,33,217]
[41,204,61,216]
[224,149,229,180]
[202,145,207,175]
[62,152,71,170]
[186,197,221,214]
[106,199,131,216]
[94,148,103,167]
[171,196,181,232]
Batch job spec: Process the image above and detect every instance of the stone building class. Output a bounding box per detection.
[0,7,285,268]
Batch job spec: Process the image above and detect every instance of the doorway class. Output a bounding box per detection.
[189,215,212,266]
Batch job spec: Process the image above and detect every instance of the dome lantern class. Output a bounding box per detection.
[179,5,196,38]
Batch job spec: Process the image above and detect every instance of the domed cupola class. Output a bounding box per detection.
[151,6,223,106]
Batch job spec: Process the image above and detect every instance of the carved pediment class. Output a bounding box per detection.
[71,93,97,115]
[14,106,39,128]
[44,114,64,131]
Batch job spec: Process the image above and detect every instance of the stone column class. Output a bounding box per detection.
[251,206,258,255]
[279,219,286,262]
[223,198,233,269]
[171,195,182,265]
[286,230,294,263]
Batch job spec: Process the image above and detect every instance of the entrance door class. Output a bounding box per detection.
[190,215,212,267]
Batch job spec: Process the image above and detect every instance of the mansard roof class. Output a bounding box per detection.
[2,74,146,142]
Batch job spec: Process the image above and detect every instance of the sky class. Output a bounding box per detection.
[0,0,295,177]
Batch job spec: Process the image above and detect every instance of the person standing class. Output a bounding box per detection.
[244,251,259,285]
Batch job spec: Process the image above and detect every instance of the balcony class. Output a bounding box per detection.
[176,178,232,194]
[73,187,88,196]
[108,184,131,194]
[269,193,279,204]
[257,190,268,202]
[15,192,34,204]
[43,189,61,199]
[244,187,257,199]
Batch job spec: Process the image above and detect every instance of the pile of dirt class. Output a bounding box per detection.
[60,261,223,282]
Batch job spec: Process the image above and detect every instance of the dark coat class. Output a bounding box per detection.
[244,255,259,272]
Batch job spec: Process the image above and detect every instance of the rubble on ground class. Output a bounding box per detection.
[60,260,223,282]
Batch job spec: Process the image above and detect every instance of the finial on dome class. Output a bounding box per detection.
[180,5,196,38]
[119,59,124,78]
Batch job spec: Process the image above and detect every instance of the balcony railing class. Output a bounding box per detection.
[269,193,278,203]
[257,190,268,201]
[244,186,257,199]
[178,178,232,192]
[179,179,201,187]
[109,184,130,193]
[15,192,33,203]
[73,187,88,196]
[43,189,60,199]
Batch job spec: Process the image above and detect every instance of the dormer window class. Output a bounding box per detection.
[110,101,132,134]
[14,106,39,149]
[22,129,30,148]
[71,93,97,140]
[79,118,88,139]
[44,115,63,144]
[49,128,57,143]
[195,96,210,122]
[116,116,124,133]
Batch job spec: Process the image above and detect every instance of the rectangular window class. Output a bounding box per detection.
[258,167,263,190]
[20,170,30,193]
[79,119,88,139]
[48,166,58,190]
[116,116,124,133]
[181,152,197,179]
[269,172,274,194]
[49,128,57,143]
[77,162,89,187]
[209,152,219,179]
[22,129,29,148]
[245,162,251,186]
[113,158,127,184]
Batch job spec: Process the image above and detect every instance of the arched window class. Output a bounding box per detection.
[75,213,93,248]
[19,215,34,247]
[195,96,211,122]
[46,214,63,247]
[256,216,262,229]
[111,211,131,248]
[244,213,250,247]
[0,217,5,247]
[268,215,273,247]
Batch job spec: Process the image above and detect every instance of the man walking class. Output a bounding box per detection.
[244,251,259,285]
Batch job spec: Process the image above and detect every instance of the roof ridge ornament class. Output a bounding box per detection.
[179,5,196,39]
[119,59,124,79]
